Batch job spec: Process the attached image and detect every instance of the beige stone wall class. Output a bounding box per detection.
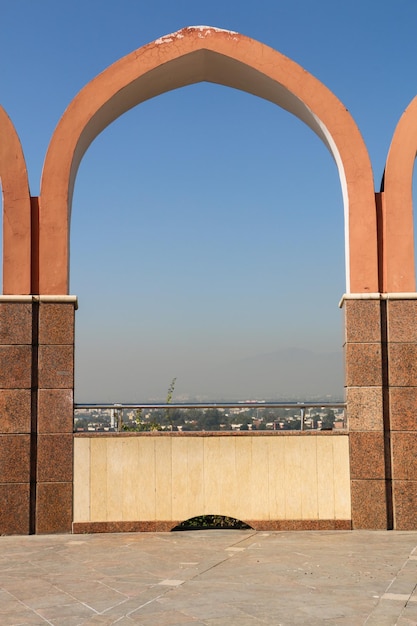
[74,433,351,525]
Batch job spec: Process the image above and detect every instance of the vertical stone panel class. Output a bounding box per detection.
[35,300,75,534]
[343,298,389,529]
[387,298,417,530]
[0,300,33,535]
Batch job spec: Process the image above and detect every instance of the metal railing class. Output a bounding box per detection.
[74,401,346,433]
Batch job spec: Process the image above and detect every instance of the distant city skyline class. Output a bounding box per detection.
[1,1,416,401]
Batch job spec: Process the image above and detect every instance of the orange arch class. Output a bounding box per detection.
[383,95,417,292]
[0,106,31,294]
[39,26,378,295]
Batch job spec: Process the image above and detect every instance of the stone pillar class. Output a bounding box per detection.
[0,296,76,535]
[36,298,76,533]
[386,297,417,530]
[343,296,391,529]
[0,300,33,534]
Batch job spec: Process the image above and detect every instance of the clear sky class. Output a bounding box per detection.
[1,0,417,401]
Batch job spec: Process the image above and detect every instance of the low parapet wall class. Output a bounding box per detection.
[73,431,351,532]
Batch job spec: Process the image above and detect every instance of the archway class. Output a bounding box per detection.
[38,26,377,296]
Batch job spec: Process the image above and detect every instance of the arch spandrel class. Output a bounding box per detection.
[39,26,377,295]
[383,95,417,292]
[0,106,31,295]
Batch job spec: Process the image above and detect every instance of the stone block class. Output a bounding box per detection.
[390,387,417,430]
[0,345,32,388]
[345,343,383,387]
[388,344,417,386]
[391,432,417,480]
[0,303,32,345]
[0,435,31,483]
[38,389,73,434]
[346,386,383,431]
[393,481,417,530]
[387,300,417,343]
[350,479,388,529]
[0,483,30,534]
[38,303,74,345]
[349,431,386,479]
[344,299,381,343]
[37,434,73,482]
[0,389,31,434]
[38,345,73,389]
[36,482,73,533]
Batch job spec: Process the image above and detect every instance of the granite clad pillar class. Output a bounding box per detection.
[36,299,75,533]
[343,297,391,529]
[0,296,76,535]
[0,300,33,534]
[387,297,417,530]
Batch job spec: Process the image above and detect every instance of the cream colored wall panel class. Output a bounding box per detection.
[90,438,108,521]
[267,437,286,520]
[171,437,191,521]
[332,436,351,519]
[80,434,351,525]
[248,437,270,519]
[184,437,205,519]
[317,437,336,519]
[135,438,156,520]
[217,437,237,518]
[154,437,172,520]
[203,437,221,514]
[300,438,319,519]
[121,439,142,520]
[73,438,91,522]
[106,438,126,521]
[284,437,303,519]
[234,436,255,520]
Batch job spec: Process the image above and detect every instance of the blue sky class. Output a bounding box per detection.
[1,1,417,401]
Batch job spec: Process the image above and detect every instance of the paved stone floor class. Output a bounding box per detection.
[1,530,417,625]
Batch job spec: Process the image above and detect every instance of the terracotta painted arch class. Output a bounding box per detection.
[0,106,32,294]
[39,26,378,295]
[383,95,417,292]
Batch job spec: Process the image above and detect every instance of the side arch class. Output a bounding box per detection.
[39,26,377,295]
[0,106,31,294]
[383,95,417,292]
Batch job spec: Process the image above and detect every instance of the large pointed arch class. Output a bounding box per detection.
[0,106,31,294]
[39,26,377,295]
[383,95,417,292]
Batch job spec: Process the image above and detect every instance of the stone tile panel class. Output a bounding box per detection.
[0,345,32,388]
[38,345,73,389]
[388,344,417,386]
[390,387,417,430]
[391,432,417,480]
[346,386,383,431]
[349,432,386,479]
[345,344,382,387]
[393,481,417,530]
[37,434,73,482]
[0,303,32,345]
[0,434,31,483]
[37,389,73,433]
[0,483,30,534]
[38,303,74,345]
[0,389,31,433]
[344,299,381,343]
[36,482,73,533]
[350,479,388,529]
[387,300,417,343]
